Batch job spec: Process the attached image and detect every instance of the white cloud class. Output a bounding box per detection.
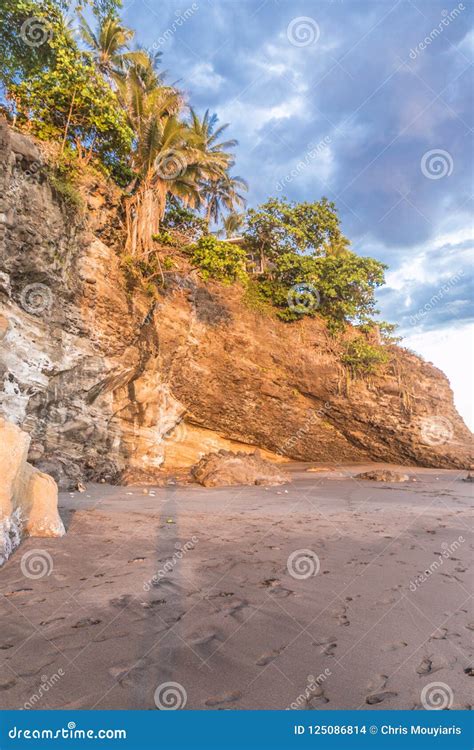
[187,62,224,92]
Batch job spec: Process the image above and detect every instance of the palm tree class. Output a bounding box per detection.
[220,211,245,238]
[78,14,150,81]
[119,58,202,257]
[202,173,248,229]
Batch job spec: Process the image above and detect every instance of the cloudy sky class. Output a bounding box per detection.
[122,0,473,427]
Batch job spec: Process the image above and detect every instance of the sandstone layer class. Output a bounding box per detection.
[0,120,471,489]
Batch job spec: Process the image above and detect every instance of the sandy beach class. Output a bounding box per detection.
[0,464,472,711]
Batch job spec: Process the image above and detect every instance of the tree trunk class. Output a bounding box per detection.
[124,180,167,258]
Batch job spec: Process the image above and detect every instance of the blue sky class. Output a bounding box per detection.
[121,0,473,427]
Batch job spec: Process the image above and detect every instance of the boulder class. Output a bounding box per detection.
[0,417,64,565]
[191,450,291,488]
[355,470,409,483]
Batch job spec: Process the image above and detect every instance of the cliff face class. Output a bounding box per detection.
[0,122,471,487]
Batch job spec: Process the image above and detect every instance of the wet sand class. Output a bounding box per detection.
[0,463,472,710]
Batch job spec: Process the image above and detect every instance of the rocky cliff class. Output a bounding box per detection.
[0,121,471,488]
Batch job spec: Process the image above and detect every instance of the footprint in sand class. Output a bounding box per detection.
[366,674,388,692]
[416,656,434,675]
[0,678,16,691]
[330,606,350,627]
[381,641,407,652]
[256,647,284,666]
[205,691,242,707]
[72,617,101,628]
[366,691,397,705]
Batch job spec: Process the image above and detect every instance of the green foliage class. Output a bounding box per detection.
[1,1,132,181]
[161,205,206,239]
[341,338,389,376]
[190,235,248,284]
[244,196,345,270]
[255,250,387,328]
[152,231,178,247]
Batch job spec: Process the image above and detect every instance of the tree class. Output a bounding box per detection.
[78,13,149,82]
[1,1,133,177]
[201,173,248,228]
[244,196,343,272]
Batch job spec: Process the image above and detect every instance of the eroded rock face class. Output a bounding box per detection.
[192,450,291,487]
[0,120,472,488]
[0,417,64,565]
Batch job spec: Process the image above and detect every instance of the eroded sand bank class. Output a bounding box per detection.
[0,464,472,710]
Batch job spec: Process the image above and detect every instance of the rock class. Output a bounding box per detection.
[0,417,64,565]
[355,470,409,483]
[191,450,291,488]
[0,120,471,488]
[77,481,87,492]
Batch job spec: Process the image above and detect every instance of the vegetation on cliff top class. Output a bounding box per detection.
[0,0,398,371]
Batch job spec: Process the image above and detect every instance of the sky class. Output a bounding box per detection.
[120,0,473,429]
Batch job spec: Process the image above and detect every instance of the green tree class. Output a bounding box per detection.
[244,196,343,272]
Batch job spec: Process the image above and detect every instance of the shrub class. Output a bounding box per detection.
[341,339,389,376]
[190,235,248,284]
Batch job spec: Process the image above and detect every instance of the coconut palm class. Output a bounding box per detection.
[78,14,150,81]
[202,173,248,228]
[220,211,245,238]
[119,58,202,257]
